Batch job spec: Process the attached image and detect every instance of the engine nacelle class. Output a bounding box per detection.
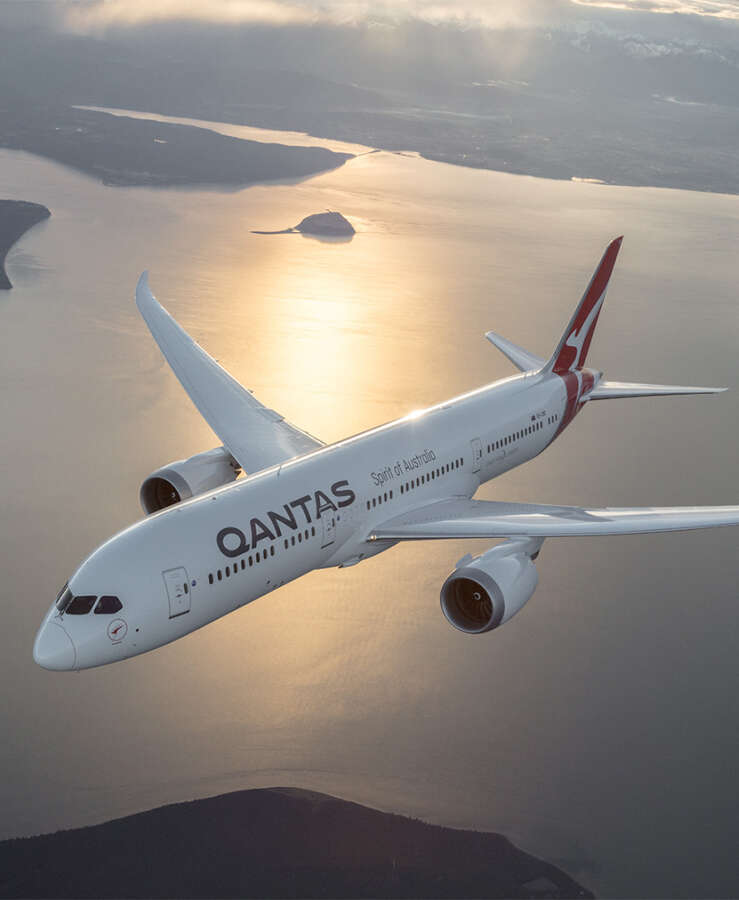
[440,538,543,634]
[140,446,240,514]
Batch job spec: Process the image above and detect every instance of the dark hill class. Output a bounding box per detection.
[0,787,592,899]
[296,212,355,235]
[0,200,50,289]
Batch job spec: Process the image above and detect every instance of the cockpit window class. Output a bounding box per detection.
[66,595,96,615]
[55,584,73,613]
[94,595,122,614]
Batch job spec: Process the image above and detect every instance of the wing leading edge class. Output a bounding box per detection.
[136,273,323,473]
[369,498,739,540]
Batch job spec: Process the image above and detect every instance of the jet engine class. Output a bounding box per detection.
[140,446,240,514]
[440,538,543,634]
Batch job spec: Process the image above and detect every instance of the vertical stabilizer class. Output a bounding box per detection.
[542,236,622,374]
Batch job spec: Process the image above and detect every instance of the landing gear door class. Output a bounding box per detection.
[321,514,336,549]
[470,437,483,473]
[163,567,191,618]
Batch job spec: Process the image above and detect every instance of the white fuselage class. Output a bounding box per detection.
[35,370,571,670]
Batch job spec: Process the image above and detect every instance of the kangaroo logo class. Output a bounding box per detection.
[563,289,607,373]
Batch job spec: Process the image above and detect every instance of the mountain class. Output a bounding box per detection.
[0,787,593,898]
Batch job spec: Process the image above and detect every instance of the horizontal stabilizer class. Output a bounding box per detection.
[588,381,727,400]
[485,332,544,372]
[370,498,739,541]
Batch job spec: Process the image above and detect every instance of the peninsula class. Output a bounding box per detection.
[0,108,352,189]
[253,211,355,236]
[0,200,50,289]
[0,787,592,898]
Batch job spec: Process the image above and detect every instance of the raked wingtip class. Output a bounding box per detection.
[135,270,153,310]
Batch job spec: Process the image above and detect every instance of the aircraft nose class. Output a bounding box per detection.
[33,622,76,671]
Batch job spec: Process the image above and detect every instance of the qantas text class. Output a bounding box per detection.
[216,480,355,558]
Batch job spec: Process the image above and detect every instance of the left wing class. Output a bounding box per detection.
[136,273,323,473]
[370,498,739,540]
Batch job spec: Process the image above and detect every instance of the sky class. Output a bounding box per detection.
[11,0,736,31]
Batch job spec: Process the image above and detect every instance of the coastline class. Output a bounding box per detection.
[0,200,50,289]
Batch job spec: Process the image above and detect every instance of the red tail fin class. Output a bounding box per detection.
[543,236,623,375]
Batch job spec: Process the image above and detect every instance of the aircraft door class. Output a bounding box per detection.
[470,438,483,473]
[163,567,191,618]
[321,513,336,549]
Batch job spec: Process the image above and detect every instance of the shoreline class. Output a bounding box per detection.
[82,103,739,199]
[0,200,50,289]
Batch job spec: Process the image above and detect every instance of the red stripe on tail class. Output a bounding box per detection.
[548,236,623,375]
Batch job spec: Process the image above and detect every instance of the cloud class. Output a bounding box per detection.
[571,0,739,19]
[63,0,318,31]
[61,0,577,32]
[56,0,739,33]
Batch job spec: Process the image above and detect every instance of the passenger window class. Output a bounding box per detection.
[225,566,230,577]
[208,573,214,585]
[249,556,253,566]
[372,498,376,507]
[217,570,222,581]
[66,595,96,615]
[312,527,316,536]
[400,485,404,494]
[284,539,289,549]
[270,546,275,557]
[256,551,261,562]
[94,595,122,614]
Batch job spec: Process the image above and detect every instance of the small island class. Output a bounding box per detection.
[253,210,355,237]
[0,200,50,289]
[0,787,592,898]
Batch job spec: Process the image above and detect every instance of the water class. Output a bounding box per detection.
[1,115,738,898]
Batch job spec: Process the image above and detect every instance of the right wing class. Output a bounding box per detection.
[588,381,727,400]
[136,273,323,473]
[370,498,739,541]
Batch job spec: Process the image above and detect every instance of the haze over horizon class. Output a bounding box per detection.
[3,0,739,194]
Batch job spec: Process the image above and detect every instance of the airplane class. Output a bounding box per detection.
[33,236,739,671]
